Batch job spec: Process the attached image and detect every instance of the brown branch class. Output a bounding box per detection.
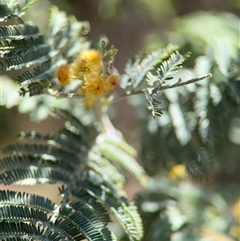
[113,73,212,103]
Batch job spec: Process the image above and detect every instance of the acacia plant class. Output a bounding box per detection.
[1,0,238,240]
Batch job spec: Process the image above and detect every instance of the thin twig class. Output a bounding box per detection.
[155,73,212,92]
[112,73,212,103]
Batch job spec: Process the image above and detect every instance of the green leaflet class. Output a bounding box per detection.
[0,0,38,21]
[111,203,143,241]
[0,3,90,96]
[0,190,116,241]
[97,133,148,187]
[120,44,179,91]
[88,152,126,189]
[0,109,145,241]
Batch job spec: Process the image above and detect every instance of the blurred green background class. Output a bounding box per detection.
[0,0,239,240]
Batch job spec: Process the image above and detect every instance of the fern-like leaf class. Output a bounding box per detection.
[0,222,44,240]
[111,203,144,241]
[0,0,37,21]
[0,190,56,212]
[120,51,144,90]
[157,51,186,82]
[0,24,40,40]
[18,130,81,155]
[88,152,126,189]
[0,190,115,241]
[144,88,163,118]
[97,133,147,187]
[0,4,90,96]
[0,110,144,241]
[69,174,144,241]
[60,203,116,241]
[120,45,179,92]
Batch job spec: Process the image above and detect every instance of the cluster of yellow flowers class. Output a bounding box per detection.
[169,164,186,180]
[55,49,119,106]
[230,199,240,239]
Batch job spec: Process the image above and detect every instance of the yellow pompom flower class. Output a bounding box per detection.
[55,64,71,85]
[169,164,186,180]
[71,49,101,77]
[77,74,105,107]
[105,73,120,93]
[232,199,240,220]
[80,49,101,65]
[83,75,106,97]
[71,58,92,77]
[55,49,118,106]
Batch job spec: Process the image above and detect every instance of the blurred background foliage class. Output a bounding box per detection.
[1,0,239,241]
